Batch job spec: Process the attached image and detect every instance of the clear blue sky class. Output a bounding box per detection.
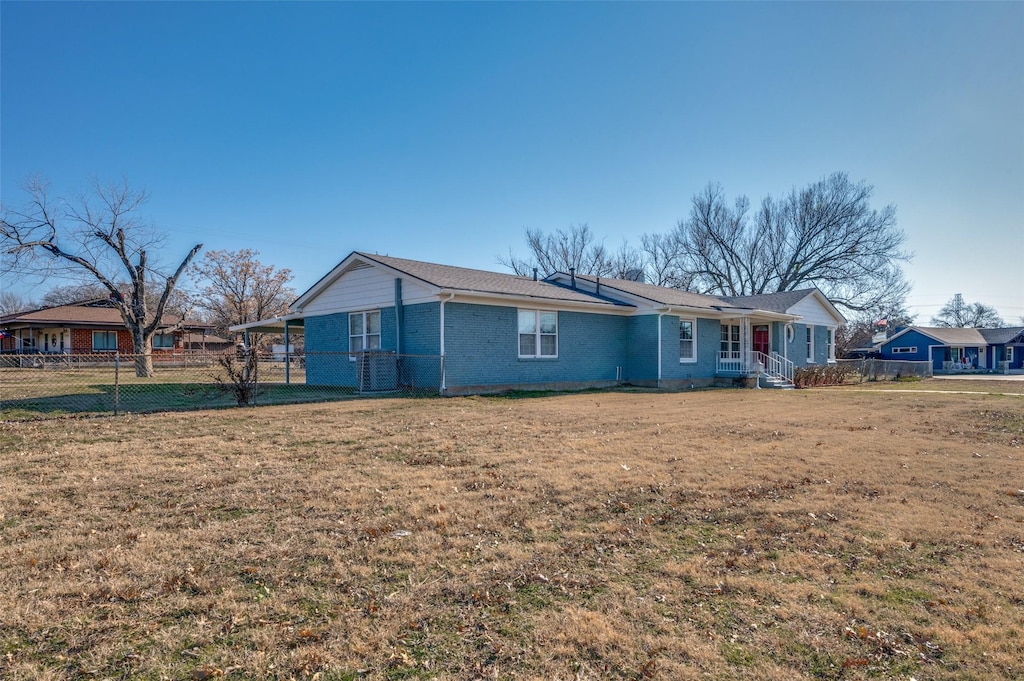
[2,1,1022,322]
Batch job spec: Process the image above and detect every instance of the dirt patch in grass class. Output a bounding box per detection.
[1,389,1022,679]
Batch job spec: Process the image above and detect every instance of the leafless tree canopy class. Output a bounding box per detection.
[500,173,910,314]
[0,290,35,316]
[1,177,202,376]
[497,223,684,286]
[674,173,910,312]
[930,293,1005,328]
[189,248,295,342]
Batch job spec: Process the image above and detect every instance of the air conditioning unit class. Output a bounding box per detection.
[358,351,398,392]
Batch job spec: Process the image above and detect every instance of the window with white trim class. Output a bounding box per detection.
[720,324,740,359]
[891,346,917,354]
[679,318,696,362]
[806,326,815,363]
[93,330,118,352]
[518,310,557,358]
[349,310,381,358]
[152,333,175,349]
[826,328,836,362]
[1008,347,1015,362]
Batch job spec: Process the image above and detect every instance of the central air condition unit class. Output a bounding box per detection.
[358,351,398,393]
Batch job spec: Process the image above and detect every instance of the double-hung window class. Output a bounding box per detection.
[349,310,381,359]
[1008,347,1015,363]
[806,326,815,363]
[826,328,835,362]
[518,310,557,358]
[152,333,175,349]
[93,330,118,352]
[679,318,696,362]
[720,324,740,359]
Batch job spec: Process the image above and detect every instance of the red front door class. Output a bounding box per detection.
[753,325,770,356]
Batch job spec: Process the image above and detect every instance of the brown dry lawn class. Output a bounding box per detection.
[1,386,1023,680]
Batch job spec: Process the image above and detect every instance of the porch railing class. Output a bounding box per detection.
[755,351,795,385]
[716,350,794,385]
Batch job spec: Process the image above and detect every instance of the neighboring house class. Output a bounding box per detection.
[873,326,1024,374]
[234,252,846,394]
[0,299,212,355]
[182,332,235,354]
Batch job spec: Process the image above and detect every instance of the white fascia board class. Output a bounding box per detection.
[657,305,728,319]
[715,307,798,322]
[438,289,633,315]
[229,312,305,333]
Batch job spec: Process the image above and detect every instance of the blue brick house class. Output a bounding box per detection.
[873,326,1024,374]
[234,252,846,394]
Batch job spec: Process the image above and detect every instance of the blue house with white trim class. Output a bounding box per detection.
[235,252,847,394]
[874,326,1024,373]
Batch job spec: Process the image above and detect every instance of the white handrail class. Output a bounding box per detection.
[753,350,795,386]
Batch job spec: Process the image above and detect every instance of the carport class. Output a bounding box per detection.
[230,313,305,383]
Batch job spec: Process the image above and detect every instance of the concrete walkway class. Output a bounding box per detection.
[932,373,1024,381]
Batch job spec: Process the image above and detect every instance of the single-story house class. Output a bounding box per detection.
[873,326,1024,373]
[0,299,212,355]
[234,252,846,394]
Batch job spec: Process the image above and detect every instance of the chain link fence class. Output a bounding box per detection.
[0,351,442,420]
[835,358,933,383]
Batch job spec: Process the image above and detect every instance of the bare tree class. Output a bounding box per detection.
[189,248,295,342]
[674,184,770,295]
[930,293,1005,328]
[40,282,112,307]
[674,173,911,312]
[499,224,616,278]
[0,290,35,316]
[1,177,202,376]
[638,232,694,288]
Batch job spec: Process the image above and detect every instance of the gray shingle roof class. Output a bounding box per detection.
[356,253,631,307]
[570,274,727,309]
[979,327,1024,344]
[720,289,817,313]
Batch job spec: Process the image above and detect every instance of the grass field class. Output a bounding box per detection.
[2,386,1023,680]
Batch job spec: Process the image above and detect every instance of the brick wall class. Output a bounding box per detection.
[304,307,397,386]
[442,303,628,391]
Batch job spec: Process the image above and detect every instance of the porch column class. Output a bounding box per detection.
[284,321,291,384]
[742,317,751,369]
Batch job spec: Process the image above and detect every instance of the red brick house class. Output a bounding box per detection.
[0,299,213,355]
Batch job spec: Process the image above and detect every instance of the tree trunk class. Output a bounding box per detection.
[133,334,154,377]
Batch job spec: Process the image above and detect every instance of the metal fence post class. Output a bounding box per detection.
[114,352,120,415]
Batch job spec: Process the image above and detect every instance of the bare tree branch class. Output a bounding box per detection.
[930,293,1005,328]
[1,177,202,376]
[674,173,910,313]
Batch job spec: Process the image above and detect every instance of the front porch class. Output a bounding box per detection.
[716,349,795,386]
[714,317,795,386]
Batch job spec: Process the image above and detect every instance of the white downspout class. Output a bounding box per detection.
[439,293,454,393]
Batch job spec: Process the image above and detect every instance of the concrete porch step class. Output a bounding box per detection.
[758,375,795,389]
